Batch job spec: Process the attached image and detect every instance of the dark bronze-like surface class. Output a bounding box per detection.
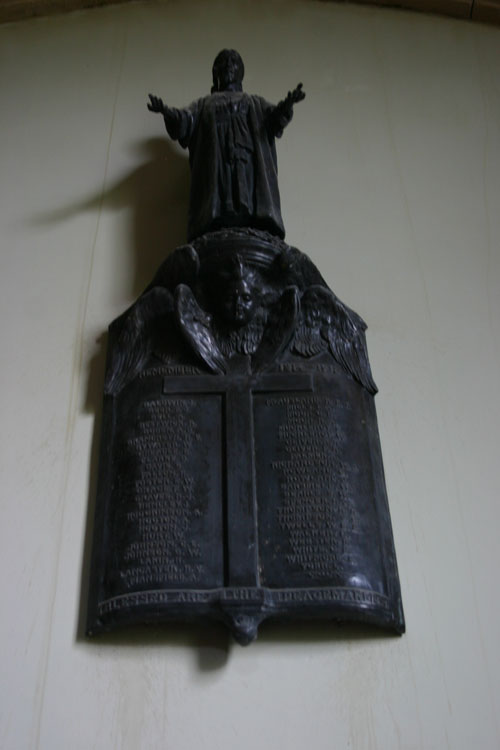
[86,51,404,645]
[87,229,404,644]
[147,49,304,241]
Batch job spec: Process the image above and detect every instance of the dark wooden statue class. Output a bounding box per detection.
[147,48,304,240]
[86,49,404,645]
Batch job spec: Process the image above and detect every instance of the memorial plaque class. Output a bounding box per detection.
[86,49,404,644]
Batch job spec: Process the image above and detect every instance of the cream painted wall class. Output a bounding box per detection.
[1,1,499,748]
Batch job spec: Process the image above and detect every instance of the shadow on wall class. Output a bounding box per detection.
[31,137,190,650]
[32,136,190,298]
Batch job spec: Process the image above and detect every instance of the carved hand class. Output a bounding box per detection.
[276,83,305,124]
[287,82,305,106]
[147,94,165,114]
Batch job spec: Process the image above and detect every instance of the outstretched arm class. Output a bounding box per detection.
[147,93,165,115]
[147,93,194,148]
[269,83,306,138]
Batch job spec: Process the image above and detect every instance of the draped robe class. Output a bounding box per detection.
[165,91,291,240]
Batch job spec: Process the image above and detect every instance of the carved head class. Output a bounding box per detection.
[218,255,259,328]
[211,49,244,93]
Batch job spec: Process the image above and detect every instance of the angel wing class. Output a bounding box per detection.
[272,245,329,291]
[105,287,174,395]
[175,284,226,374]
[146,244,200,293]
[252,286,299,372]
[300,286,378,394]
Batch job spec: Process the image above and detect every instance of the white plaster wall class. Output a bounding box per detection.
[1,1,499,748]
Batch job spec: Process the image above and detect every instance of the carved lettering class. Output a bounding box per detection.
[108,395,223,593]
[97,585,390,616]
[139,365,202,378]
[256,395,360,586]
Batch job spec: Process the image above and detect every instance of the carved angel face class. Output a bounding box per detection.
[220,278,257,327]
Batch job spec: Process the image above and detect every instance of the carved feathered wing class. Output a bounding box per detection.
[105,287,174,395]
[301,286,378,394]
[175,284,226,374]
[252,286,300,372]
[147,244,200,293]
